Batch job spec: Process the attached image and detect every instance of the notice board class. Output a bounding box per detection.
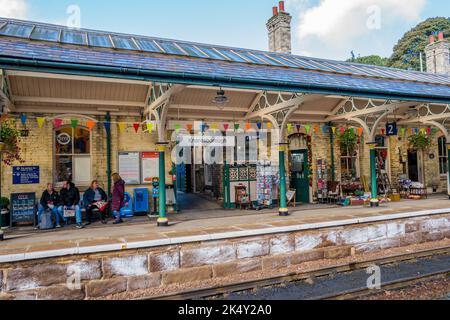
[10,192,36,225]
[13,166,40,185]
[118,152,140,185]
[141,152,160,184]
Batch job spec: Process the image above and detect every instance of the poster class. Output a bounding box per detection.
[118,152,140,185]
[141,152,160,184]
[13,166,40,185]
[11,193,36,225]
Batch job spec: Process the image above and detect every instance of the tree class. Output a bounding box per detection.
[346,55,389,67]
[388,17,450,71]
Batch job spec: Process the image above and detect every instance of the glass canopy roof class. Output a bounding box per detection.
[0,18,449,87]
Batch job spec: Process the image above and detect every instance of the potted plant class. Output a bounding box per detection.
[337,128,358,155]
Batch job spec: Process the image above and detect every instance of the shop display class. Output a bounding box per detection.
[398,179,428,200]
[256,161,279,208]
[316,159,329,204]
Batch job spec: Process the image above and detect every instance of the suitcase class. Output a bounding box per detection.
[39,209,54,230]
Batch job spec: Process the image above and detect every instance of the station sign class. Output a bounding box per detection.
[13,166,40,185]
[386,122,398,136]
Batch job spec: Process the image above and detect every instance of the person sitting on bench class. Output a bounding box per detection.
[83,180,109,225]
[36,183,63,229]
[60,179,83,229]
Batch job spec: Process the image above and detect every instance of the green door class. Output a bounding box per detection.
[290,150,310,204]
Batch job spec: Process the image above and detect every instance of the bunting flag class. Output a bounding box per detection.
[71,119,79,129]
[246,123,252,131]
[256,122,262,130]
[211,123,218,131]
[223,124,230,131]
[401,128,406,137]
[174,124,182,133]
[304,124,311,134]
[427,127,432,135]
[118,123,126,133]
[37,117,45,129]
[20,114,27,126]
[314,125,319,134]
[201,124,207,133]
[408,128,412,135]
[358,127,363,137]
[322,125,328,134]
[340,127,345,135]
[287,123,293,133]
[234,123,240,131]
[133,123,140,133]
[420,128,425,135]
[296,124,302,132]
[147,122,154,133]
[267,123,272,130]
[349,128,354,135]
[332,127,337,135]
[87,120,96,131]
[414,128,419,134]
[104,122,111,133]
[186,124,193,132]
[54,118,63,130]
[432,128,439,135]
[381,128,386,136]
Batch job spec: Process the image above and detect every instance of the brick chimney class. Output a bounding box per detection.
[267,1,292,54]
[425,31,450,75]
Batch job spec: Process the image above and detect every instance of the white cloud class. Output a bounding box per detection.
[0,0,28,19]
[291,0,427,60]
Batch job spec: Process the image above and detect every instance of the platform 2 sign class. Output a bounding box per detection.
[13,166,40,185]
[386,122,398,136]
[10,192,36,226]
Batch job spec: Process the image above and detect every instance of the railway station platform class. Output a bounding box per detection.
[0,196,449,300]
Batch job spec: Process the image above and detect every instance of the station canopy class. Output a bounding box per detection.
[0,17,450,130]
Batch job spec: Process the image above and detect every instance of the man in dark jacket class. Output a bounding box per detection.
[36,183,63,229]
[59,180,83,229]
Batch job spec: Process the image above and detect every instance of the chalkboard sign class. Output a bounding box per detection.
[10,193,36,226]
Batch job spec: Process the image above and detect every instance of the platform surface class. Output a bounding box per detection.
[1,195,450,263]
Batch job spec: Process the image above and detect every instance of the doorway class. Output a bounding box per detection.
[290,150,310,204]
[408,151,419,182]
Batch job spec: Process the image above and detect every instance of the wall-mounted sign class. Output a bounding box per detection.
[57,132,71,145]
[141,152,160,184]
[118,152,140,185]
[10,192,36,226]
[386,122,398,136]
[13,166,40,185]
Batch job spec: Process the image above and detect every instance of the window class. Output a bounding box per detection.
[438,136,447,175]
[340,144,359,179]
[55,126,91,185]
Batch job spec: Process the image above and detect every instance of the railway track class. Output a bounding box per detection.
[143,246,450,301]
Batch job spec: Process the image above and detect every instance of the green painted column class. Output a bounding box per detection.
[157,142,169,227]
[224,161,231,209]
[368,142,379,207]
[0,149,3,241]
[279,144,289,216]
[447,144,450,200]
[106,112,112,217]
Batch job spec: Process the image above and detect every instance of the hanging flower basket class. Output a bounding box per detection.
[408,132,434,151]
[337,128,358,155]
[0,120,24,166]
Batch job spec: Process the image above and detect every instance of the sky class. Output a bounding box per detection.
[0,0,449,61]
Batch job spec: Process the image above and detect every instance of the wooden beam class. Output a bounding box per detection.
[12,96,145,108]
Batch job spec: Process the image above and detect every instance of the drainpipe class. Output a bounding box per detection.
[328,122,336,182]
[106,112,112,203]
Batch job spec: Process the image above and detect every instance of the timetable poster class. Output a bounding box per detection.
[118,152,140,185]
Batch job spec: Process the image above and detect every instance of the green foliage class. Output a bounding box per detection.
[0,120,24,166]
[337,129,358,155]
[388,17,450,71]
[347,55,389,67]
[408,132,434,151]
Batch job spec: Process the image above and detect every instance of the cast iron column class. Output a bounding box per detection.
[279,143,289,216]
[368,142,379,207]
[447,144,450,200]
[157,142,169,227]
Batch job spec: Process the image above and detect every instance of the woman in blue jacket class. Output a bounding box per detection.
[83,180,108,225]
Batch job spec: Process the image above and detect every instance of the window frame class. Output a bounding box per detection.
[438,136,448,176]
[53,125,92,187]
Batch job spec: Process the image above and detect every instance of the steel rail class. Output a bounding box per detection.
[141,246,450,301]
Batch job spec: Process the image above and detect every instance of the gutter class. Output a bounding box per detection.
[1,56,450,104]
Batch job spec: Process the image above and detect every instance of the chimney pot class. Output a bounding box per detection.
[429,35,435,44]
[272,6,278,16]
[438,31,444,40]
[279,1,285,12]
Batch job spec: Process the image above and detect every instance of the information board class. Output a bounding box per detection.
[118,152,140,185]
[13,166,40,185]
[141,152,160,184]
[10,192,36,225]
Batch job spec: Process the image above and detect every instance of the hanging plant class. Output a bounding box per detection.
[0,120,24,166]
[337,128,358,155]
[408,132,434,151]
